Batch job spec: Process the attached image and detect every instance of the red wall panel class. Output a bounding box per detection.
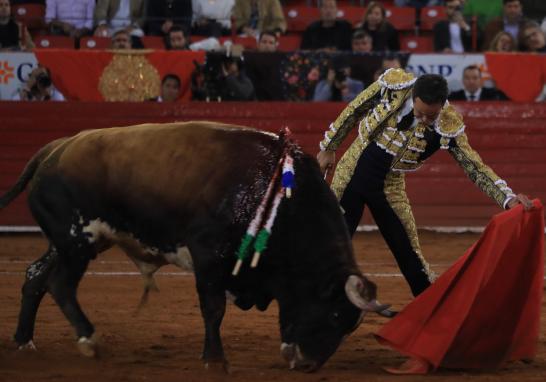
[1,101,545,228]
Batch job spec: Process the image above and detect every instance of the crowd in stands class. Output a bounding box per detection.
[1,0,546,102]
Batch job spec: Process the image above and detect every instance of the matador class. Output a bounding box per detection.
[317,69,532,297]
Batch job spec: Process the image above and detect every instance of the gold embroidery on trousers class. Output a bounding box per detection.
[384,172,436,283]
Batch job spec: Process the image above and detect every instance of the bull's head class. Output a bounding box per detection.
[279,275,388,372]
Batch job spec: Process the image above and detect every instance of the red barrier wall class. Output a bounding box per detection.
[1,101,545,228]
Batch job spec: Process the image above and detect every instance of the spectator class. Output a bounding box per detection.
[483,0,527,50]
[150,74,182,102]
[313,57,364,102]
[12,66,65,101]
[520,0,546,24]
[45,0,94,38]
[433,0,481,52]
[382,56,403,70]
[449,65,508,101]
[146,0,192,36]
[165,25,189,50]
[256,30,278,52]
[233,0,286,38]
[356,1,400,52]
[0,0,34,51]
[191,0,234,37]
[300,0,352,52]
[487,30,516,51]
[94,0,145,38]
[518,20,546,52]
[463,0,503,29]
[218,55,255,100]
[351,30,373,53]
[111,29,132,49]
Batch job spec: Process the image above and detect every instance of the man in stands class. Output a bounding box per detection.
[351,30,373,53]
[165,25,189,50]
[300,0,352,51]
[449,65,509,101]
[45,0,95,38]
[483,0,528,50]
[433,0,482,52]
[150,74,182,102]
[256,30,278,52]
[146,0,192,36]
[111,29,132,49]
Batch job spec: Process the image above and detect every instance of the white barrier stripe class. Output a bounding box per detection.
[1,271,546,280]
[3,225,546,234]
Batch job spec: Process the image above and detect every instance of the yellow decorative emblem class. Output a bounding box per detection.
[436,104,465,138]
[99,51,161,101]
[378,68,416,90]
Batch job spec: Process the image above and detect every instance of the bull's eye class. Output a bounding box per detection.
[329,311,340,326]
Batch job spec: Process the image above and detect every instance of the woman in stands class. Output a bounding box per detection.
[0,0,34,51]
[488,30,517,52]
[355,1,399,52]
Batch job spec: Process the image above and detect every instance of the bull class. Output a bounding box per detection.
[0,122,387,371]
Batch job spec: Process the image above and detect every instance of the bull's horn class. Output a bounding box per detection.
[345,275,391,312]
[344,275,369,310]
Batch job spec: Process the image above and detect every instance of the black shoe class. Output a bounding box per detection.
[376,308,398,318]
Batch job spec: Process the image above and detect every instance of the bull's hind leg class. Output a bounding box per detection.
[14,246,59,349]
[47,244,97,357]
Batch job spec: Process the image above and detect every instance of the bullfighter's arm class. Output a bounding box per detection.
[448,132,516,209]
[319,81,382,152]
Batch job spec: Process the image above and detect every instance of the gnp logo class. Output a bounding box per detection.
[0,60,15,84]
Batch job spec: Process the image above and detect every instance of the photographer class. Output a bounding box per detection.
[13,66,65,101]
[218,55,255,101]
[433,0,482,53]
[313,56,364,102]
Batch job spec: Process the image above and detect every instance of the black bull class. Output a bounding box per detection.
[0,122,387,371]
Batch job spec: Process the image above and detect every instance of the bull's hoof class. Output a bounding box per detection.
[204,359,230,374]
[77,335,98,358]
[17,340,37,351]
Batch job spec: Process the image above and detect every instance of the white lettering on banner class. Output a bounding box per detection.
[406,54,492,92]
[0,52,38,100]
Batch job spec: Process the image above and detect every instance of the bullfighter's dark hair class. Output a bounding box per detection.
[412,74,449,105]
[463,65,482,75]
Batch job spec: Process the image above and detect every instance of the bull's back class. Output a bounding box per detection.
[55,122,279,215]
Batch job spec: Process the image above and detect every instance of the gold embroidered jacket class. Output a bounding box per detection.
[320,68,516,209]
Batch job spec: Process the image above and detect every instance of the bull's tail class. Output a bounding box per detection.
[0,139,64,209]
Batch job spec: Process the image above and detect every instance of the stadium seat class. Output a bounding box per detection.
[337,6,366,26]
[233,35,257,50]
[142,36,165,50]
[278,34,302,51]
[385,6,416,32]
[400,35,434,53]
[11,3,45,29]
[80,37,111,50]
[420,6,446,31]
[284,6,320,32]
[33,35,74,49]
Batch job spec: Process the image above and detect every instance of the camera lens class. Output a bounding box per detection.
[37,73,52,88]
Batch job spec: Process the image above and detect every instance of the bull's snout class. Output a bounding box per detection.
[280,343,320,372]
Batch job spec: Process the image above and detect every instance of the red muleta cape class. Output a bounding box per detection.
[376,199,544,370]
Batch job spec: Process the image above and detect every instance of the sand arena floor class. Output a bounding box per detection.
[0,231,545,382]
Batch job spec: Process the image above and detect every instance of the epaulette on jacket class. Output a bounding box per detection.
[378,68,416,91]
[436,104,465,148]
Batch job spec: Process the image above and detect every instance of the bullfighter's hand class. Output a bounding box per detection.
[317,150,335,175]
[507,193,534,211]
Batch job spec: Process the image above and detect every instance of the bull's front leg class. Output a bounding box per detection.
[196,281,228,371]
